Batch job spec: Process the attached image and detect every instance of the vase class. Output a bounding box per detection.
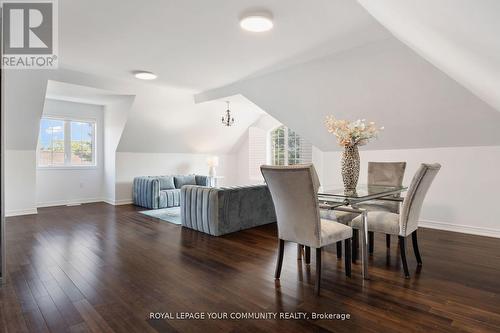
[341,145,360,192]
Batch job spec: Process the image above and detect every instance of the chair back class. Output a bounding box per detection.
[368,162,406,187]
[368,162,407,213]
[261,164,322,248]
[400,163,441,236]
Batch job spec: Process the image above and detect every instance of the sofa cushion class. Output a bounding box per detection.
[195,175,209,186]
[159,189,181,208]
[158,176,175,190]
[174,175,196,189]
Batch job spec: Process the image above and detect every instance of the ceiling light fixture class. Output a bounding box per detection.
[221,101,235,127]
[240,11,274,32]
[134,71,157,80]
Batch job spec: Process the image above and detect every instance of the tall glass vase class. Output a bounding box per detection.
[341,145,360,193]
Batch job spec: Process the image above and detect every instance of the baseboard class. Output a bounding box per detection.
[36,198,104,208]
[419,219,500,238]
[103,199,133,206]
[5,208,38,217]
[8,198,133,215]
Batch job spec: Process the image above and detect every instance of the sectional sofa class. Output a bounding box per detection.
[133,175,209,209]
[180,185,277,236]
[133,175,277,237]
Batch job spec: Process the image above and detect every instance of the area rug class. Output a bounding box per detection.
[139,207,181,225]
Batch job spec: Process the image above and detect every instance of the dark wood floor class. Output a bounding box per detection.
[1,203,500,333]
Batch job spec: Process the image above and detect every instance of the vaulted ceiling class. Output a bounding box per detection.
[196,38,500,151]
[195,0,500,151]
[58,0,386,91]
[357,0,500,112]
[7,0,499,154]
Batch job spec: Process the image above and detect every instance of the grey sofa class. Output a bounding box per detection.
[180,185,277,236]
[133,175,209,209]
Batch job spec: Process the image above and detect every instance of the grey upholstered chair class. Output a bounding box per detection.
[320,162,406,259]
[350,163,441,278]
[261,164,353,295]
[357,162,406,255]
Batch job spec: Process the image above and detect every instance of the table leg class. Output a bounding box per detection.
[360,210,370,280]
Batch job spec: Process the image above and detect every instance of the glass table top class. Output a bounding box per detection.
[318,185,407,205]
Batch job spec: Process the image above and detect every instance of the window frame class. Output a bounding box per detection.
[269,125,302,166]
[37,115,97,169]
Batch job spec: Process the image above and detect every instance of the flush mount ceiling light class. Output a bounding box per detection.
[134,71,157,80]
[240,11,274,32]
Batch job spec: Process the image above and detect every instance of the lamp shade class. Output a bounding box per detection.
[207,156,219,167]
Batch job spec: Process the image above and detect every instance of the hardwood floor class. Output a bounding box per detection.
[1,203,500,333]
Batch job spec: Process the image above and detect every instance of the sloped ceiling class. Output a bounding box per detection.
[116,94,264,153]
[196,37,500,151]
[58,0,386,91]
[357,0,500,112]
[4,68,264,154]
[7,1,499,155]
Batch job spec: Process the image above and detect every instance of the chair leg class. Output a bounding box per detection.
[305,246,311,264]
[386,234,391,249]
[398,236,410,279]
[352,230,358,263]
[315,248,322,295]
[412,230,422,266]
[275,239,285,279]
[336,241,342,259]
[344,239,352,277]
[297,244,303,260]
[368,231,374,254]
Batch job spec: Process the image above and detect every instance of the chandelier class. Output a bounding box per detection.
[221,101,235,127]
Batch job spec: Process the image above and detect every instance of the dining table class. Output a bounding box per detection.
[318,184,408,280]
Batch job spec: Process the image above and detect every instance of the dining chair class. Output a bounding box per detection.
[350,163,441,278]
[320,161,406,259]
[261,164,353,295]
[357,162,406,255]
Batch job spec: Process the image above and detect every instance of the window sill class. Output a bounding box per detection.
[37,166,99,171]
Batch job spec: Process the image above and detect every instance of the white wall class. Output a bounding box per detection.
[5,151,37,216]
[114,152,237,204]
[322,146,500,237]
[102,97,135,204]
[35,99,104,207]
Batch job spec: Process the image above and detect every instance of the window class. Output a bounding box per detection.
[270,125,311,166]
[38,117,96,167]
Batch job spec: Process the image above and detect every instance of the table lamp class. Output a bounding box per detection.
[207,156,219,177]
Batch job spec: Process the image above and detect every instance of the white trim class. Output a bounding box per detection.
[37,116,97,168]
[419,219,500,238]
[114,199,133,205]
[6,199,133,214]
[103,199,133,206]
[5,208,38,217]
[36,198,104,208]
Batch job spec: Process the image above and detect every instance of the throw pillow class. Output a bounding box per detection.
[158,176,175,190]
[174,175,197,188]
